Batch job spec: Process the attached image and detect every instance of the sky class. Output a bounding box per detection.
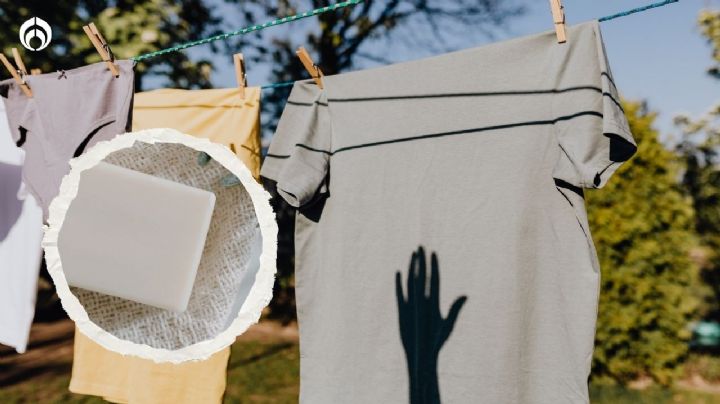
[506,0,720,142]
[193,0,719,141]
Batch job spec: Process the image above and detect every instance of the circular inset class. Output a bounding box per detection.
[42,128,277,363]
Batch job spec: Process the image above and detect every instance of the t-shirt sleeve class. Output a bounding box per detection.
[552,21,636,189]
[261,80,332,207]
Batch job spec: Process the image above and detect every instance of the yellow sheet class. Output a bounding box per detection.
[69,86,261,403]
[70,332,231,404]
[132,87,262,179]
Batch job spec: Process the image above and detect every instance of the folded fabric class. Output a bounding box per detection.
[262,21,635,403]
[0,87,43,353]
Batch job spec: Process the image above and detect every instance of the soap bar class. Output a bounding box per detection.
[58,162,216,313]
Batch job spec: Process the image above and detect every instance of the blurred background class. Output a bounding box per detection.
[0,0,719,402]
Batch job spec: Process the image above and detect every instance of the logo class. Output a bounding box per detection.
[19,17,52,51]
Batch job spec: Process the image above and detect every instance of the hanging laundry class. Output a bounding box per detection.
[262,21,636,404]
[0,79,43,353]
[132,87,262,179]
[70,332,230,404]
[69,87,263,404]
[17,60,134,219]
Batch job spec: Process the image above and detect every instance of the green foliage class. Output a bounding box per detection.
[225,340,300,403]
[590,385,720,404]
[699,9,720,79]
[589,102,700,386]
[675,9,720,319]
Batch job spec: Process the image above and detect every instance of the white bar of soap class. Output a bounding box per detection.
[58,162,216,313]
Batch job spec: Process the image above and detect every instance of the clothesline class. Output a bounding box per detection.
[598,0,678,22]
[132,0,679,90]
[130,0,364,61]
[260,80,295,90]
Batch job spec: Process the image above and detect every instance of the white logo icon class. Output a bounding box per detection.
[19,17,52,51]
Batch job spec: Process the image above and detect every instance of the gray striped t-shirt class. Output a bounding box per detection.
[262,21,635,404]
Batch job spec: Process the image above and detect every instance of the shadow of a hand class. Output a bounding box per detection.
[396,246,467,404]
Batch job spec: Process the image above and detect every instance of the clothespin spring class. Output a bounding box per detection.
[102,42,115,64]
[296,46,324,89]
[83,22,120,77]
[16,69,27,85]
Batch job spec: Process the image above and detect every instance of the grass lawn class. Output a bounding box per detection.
[2,320,720,403]
[591,385,720,404]
[0,338,299,404]
[224,340,299,403]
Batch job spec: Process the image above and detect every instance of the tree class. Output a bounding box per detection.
[589,102,699,385]
[676,9,720,319]
[699,9,720,80]
[0,0,221,90]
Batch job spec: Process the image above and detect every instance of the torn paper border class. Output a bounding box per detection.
[42,128,278,363]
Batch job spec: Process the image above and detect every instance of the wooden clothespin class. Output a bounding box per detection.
[0,52,32,97]
[296,46,324,89]
[11,48,28,77]
[233,53,247,99]
[549,0,567,44]
[83,22,120,77]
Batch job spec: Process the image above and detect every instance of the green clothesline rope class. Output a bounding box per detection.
[599,0,678,22]
[256,0,680,91]
[131,0,364,61]
[130,0,678,87]
[260,80,295,90]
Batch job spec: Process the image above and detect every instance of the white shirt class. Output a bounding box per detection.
[0,100,43,353]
